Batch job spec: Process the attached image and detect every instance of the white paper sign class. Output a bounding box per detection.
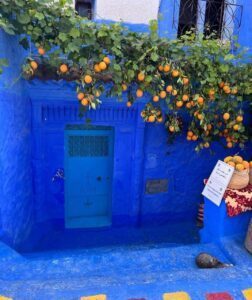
[202,160,234,206]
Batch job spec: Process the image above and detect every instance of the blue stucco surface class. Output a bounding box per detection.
[0,0,251,266]
[0,32,33,248]
[0,233,252,299]
[0,2,252,299]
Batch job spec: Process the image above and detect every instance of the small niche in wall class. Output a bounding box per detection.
[145,179,168,194]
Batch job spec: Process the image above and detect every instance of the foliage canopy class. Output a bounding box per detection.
[0,0,252,150]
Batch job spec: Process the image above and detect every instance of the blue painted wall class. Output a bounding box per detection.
[0,31,33,247]
[0,0,251,248]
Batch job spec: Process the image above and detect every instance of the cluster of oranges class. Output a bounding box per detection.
[224,155,252,171]
[76,90,101,107]
[141,104,163,123]
[219,82,238,95]
[77,93,92,106]
[93,56,110,73]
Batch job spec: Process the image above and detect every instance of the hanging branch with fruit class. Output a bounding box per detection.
[0,0,251,151]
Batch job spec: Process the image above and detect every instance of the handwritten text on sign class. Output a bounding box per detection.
[202,160,234,206]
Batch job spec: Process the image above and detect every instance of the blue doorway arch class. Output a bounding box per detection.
[64,125,114,228]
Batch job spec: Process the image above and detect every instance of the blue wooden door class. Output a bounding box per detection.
[64,126,114,228]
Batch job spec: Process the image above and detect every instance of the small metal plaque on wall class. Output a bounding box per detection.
[145,179,168,194]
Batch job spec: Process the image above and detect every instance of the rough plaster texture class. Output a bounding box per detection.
[0,31,33,247]
[0,0,251,247]
[0,235,252,299]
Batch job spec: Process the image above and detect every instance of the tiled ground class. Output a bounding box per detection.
[0,226,251,299]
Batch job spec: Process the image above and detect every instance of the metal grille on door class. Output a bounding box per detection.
[68,135,109,157]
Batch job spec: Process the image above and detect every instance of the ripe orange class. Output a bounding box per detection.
[233,156,243,163]
[224,156,233,163]
[192,135,198,141]
[207,124,212,130]
[158,65,164,72]
[204,142,210,148]
[197,96,204,105]
[166,85,173,93]
[77,92,85,100]
[94,64,101,73]
[219,82,225,88]
[231,87,238,94]
[163,64,171,72]
[157,117,163,123]
[187,136,192,141]
[176,100,183,108]
[103,56,111,64]
[227,142,233,148]
[249,161,252,168]
[236,115,243,122]
[137,72,145,81]
[228,161,235,167]
[223,113,230,120]
[182,77,189,85]
[81,98,89,106]
[208,89,215,96]
[153,95,159,102]
[30,61,38,70]
[187,131,194,137]
[233,124,239,131]
[236,163,245,171]
[197,114,203,120]
[59,64,68,73]
[126,101,132,107]
[243,161,249,169]
[169,126,175,132]
[84,75,93,84]
[159,91,167,99]
[99,61,107,71]
[172,90,178,96]
[122,83,127,91]
[171,70,179,77]
[223,85,230,93]
[182,94,189,101]
[136,89,143,98]
[38,47,45,55]
[148,115,155,123]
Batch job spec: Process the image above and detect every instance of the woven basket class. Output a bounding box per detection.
[249,168,252,185]
[245,218,252,254]
[228,169,249,190]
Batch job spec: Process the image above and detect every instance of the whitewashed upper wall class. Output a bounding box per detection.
[95,0,160,24]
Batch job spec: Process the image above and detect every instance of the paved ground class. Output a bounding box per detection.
[0,225,251,299]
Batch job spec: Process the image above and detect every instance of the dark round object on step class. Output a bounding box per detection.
[195,252,231,269]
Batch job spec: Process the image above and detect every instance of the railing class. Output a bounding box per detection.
[172,0,243,41]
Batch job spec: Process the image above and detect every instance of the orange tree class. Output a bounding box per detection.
[0,0,252,151]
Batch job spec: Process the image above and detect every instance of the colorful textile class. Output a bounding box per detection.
[224,184,252,217]
[204,179,252,217]
[205,292,233,299]
[163,291,191,300]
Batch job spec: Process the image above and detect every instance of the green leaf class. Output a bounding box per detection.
[69,27,80,38]
[17,13,30,24]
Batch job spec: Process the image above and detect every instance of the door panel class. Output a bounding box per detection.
[65,127,114,228]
